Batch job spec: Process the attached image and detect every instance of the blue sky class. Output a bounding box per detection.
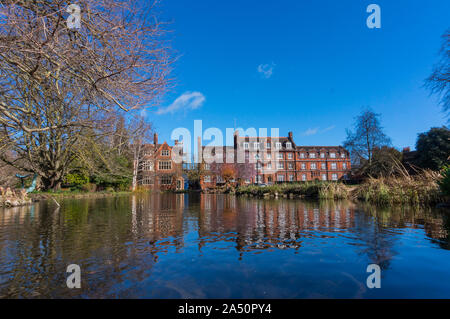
[146,0,449,150]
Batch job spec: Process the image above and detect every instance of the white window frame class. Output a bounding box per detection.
[331,163,337,170]
[321,163,326,170]
[286,142,292,149]
[243,142,249,150]
[302,174,307,181]
[254,142,260,150]
[287,153,293,159]
[330,153,336,158]
[277,162,284,169]
[331,174,338,181]
[309,153,316,159]
[277,153,283,160]
[204,175,211,183]
[275,142,282,150]
[161,150,170,157]
[322,174,327,181]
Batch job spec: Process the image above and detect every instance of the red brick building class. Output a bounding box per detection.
[199,131,351,189]
[138,133,185,191]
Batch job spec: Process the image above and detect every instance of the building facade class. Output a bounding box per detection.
[138,133,185,191]
[199,131,351,189]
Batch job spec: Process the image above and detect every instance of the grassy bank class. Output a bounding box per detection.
[29,190,132,201]
[355,170,446,206]
[236,182,351,200]
[235,170,448,207]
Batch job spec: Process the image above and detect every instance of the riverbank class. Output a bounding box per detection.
[235,171,448,207]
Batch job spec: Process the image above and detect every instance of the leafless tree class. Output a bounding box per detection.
[0,0,173,190]
[426,30,450,120]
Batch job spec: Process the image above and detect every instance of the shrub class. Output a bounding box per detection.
[438,165,450,196]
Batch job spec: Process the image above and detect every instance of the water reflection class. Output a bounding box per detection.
[0,194,449,298]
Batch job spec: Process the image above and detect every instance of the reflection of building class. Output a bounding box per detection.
[198,131,351,189]
[138,133,185,191]
[197,195,356,252]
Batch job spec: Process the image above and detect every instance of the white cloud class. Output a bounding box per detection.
[321,125,336,133]
[156,91,205,115]
[303,127,319,136]
[257,63,275,79]
[302,125,336,136]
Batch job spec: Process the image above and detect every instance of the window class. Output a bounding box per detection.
[322,174,327,181]
[311,163,317,170]
[267,153,272,160]
[159,161,172,170]
[331,174,338,181]
[256,163,262,169]
[266,142,271,149]
[331,163,337,170]
[256,175,262,183]
[309,153,316,158]
[204,163,210,170]
[275,142,282,149]
[161,150,170,156]
[267,163,272,169]
[254,142,260,150]
[330,153,336,158]
[142,161,153,171]
[217,175,224,183]
[243,142,249,150]
[321,163,326,170]
[286,142,292,149]
[302,174,307,181]
[287,153,293,159]
[289,174,294,182]
[341,153,346,158]
[204,175,211,183]
[277,153,283,160]
[300,153,305,159]
[288,163,294,170]
[277,162,284,169]
[301,163,306,170]
[320,153,325,158]
[160,175,172,185]
[254,153,260,160]
[343,163,347,170]
[277,175,285,182]
[142,176,153,185]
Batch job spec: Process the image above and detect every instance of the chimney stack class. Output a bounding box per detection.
[403,147,410,153]
[288,131,293,141]
[234,130,239,149]
[197,136,202,164]
[154,133,158,146]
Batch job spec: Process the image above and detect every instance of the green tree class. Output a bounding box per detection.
[359,146,403,177]
[415,127,450,170]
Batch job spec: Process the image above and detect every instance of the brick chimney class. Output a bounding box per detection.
[288,131,293,141]
[197,136,202,164]
[402,147,410,153]
[234,130,239,149]
[154,133,158,146]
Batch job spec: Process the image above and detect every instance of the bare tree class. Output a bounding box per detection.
[0,0,173,190]
[128,116,152,191]
[425,30,449,120]
[344,109,391,166]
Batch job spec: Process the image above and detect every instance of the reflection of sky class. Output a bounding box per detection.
[0,194,449,298]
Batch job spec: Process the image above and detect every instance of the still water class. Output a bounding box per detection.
[0,193,449,298]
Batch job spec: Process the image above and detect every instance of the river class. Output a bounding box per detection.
[0,193,449,298]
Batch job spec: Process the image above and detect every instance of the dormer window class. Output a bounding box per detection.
[243,142,249,150]
[320,153,325,158]
[254,142,260,150]
[275,142,282,149]
[309,153,316,159]
[161,150,170,156]
[286,142,292,149]
[300,153,305,159]
[330,153,336,158]
[341,153,346,158]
